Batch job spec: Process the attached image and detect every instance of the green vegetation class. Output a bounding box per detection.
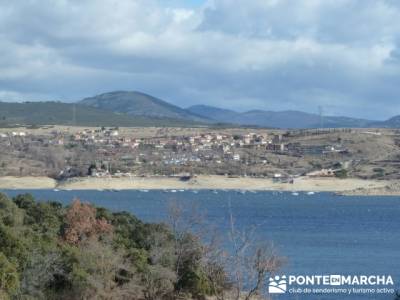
[334,168,348,179]
[0,193,216,299]
[0,193,282,299]
[80,91,208,122]
[0,102,203,127]
[372,167,385,179]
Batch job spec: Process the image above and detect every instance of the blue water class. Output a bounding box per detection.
[1,189,399,300]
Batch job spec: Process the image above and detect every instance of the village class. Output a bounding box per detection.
[0,125,376,182]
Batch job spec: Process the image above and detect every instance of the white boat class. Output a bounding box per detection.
[170,189,177,193]
[307,191,315,195]
[192,190,199,194]
[291,192,299,196]
[53,189,60,192]
[179,189,185,192]
[140,189,149,192]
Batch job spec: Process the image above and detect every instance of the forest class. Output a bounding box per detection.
[0,193,283,300]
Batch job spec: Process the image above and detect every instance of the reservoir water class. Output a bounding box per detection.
[2,189,399,299]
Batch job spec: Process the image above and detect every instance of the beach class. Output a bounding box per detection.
[0,175,395,195]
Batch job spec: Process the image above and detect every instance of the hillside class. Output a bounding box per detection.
[80,91,209,122]
[369,115,400,128]
[186,105,238,122]
[0,102,201,127]
[187,105,375,128]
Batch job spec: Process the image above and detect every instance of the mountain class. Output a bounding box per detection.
[187,105,374,128]
[80,91,209,122]
[0,92,391,129]
[369,116,400,128]
[186,105,238,122]
[0,102,202,127]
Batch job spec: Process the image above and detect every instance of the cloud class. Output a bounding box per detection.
[1,0,400,119]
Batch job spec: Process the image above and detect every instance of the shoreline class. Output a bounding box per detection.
[0,175,397,195]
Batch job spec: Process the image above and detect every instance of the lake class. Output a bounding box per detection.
[2,189,399,300]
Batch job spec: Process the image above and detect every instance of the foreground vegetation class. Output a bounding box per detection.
[0,193,283,300]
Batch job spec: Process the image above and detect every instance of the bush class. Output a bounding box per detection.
[334,169,348,179]
[0,252,19,297]
[0,193,23,227]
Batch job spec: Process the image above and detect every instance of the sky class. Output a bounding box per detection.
[1,0,400,120]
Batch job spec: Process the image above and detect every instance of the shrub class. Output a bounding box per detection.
[334,169,348,179]
[0,252,19,297]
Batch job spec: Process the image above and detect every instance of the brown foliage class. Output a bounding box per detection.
[63,199,113,244]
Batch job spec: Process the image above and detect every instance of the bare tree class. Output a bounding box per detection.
[225,203,285,300]
[166,200,285,300]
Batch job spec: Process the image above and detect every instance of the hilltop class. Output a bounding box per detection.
[80,91,209,122]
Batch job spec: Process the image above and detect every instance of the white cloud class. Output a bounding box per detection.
[1,0,400,119]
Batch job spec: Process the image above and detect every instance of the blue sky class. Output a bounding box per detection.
[1,0,400,120]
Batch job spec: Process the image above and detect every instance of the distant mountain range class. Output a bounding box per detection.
[1,90,399,128]
[186,105,374,128]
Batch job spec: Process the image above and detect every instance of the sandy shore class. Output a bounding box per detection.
[340,181,400,196]
[0,175,395,195]
[0,176,57,189]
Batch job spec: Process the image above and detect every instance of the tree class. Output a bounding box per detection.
[0,252,19,298]
[71,239,134,299]
[0,224,28,270]
[0,193,23,227]
[142,265,176,300]
[19,250,66,299]
[224,208,285,300]
[63,199,112,245]
[334,169,348,179]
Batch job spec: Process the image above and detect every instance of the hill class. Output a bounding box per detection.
[0,101,201,127]
[186,105,238,122]
[369,115,400,128]
[187,105,374,128]
[80,91,209,122]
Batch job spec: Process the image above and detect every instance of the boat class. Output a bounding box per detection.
[307,191,315,195]
[53,189,60,192]
[291,192,299,196]
[140,189,149,193]
[170,190,177,193]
